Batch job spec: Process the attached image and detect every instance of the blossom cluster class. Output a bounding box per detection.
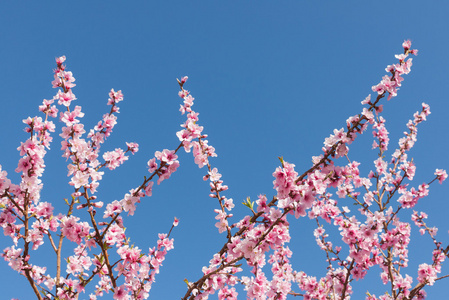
[1,40,448,300]
[178,40,448,300]
[1,56,178,300]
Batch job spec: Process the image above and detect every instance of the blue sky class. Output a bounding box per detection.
[0,2,448,299]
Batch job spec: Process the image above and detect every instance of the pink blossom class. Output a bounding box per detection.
[402,39,412,50]
[435,169,448,184]
[70,171,90,189]
[208,167,221,181]
[144,181,154,197]
[113,285,129,300]
[417,263,437,286]
[57,90,77,107]
[121,192,140,216]
[147,157,158,173]
[126,142,139,154]
[3,43,449,300]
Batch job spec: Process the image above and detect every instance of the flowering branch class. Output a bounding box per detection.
[0,40,447,300]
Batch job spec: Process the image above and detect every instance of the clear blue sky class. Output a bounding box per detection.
[1,2,448,299]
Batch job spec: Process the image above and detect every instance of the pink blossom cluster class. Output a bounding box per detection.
[1,40,448,300]
[372,40,417,100]
[178,41,449,300]
[177,80,217,169]
[1,57,178,300]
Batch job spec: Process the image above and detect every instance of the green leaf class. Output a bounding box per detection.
[278,156,284,168]
[242,197,254,210]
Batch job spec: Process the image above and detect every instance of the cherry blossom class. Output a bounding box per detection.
[1,41,448,300]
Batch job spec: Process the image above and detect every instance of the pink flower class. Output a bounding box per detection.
[104,200,123,218]
[417,263,437,286]
[56,55,66,65]
[155,149,178,165]
[402,39,412,50]
[144,181,154,197]
[126,142,139,154]
[57,90,77,107]
[70,171,90,189]
[121,192,140,216]
[113,285,128,300]
[107,89,124,105]
[435,169,448,184]
[147,158,158,173]
[208,168,221,181]
[215,219,228,233]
